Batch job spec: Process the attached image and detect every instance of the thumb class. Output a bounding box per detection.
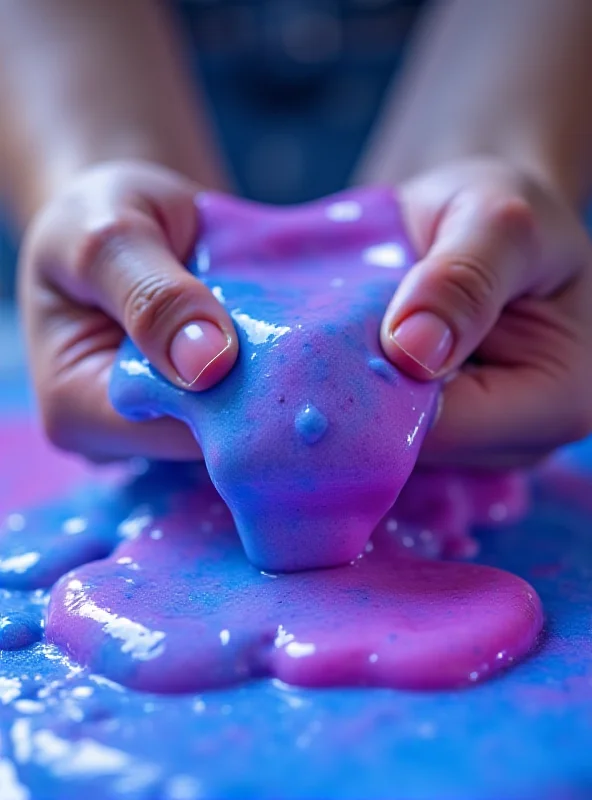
[91,224,238,391]
[381,188,538,380]
[43,181,238,392]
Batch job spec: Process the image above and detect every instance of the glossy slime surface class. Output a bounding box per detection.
[42,465,540,693]
[0,190,551,799]
[13,188,538,694]
[0,457,538,696]
[0,419,592,799]
[110,188,440,572]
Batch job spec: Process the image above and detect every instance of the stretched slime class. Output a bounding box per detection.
[110,187,439,572]
[1,188,544,694]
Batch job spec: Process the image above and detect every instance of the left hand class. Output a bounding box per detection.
[381,158,592,468]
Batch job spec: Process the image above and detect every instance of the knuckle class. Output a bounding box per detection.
[123,275,187,343]
[433,258,499,322]
[485,194,537,243]
[72,211,148,283]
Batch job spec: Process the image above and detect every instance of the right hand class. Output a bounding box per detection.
[380,159,592,468]
[19,160,238,462]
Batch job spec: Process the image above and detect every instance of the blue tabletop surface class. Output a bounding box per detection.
[0,322,591,800]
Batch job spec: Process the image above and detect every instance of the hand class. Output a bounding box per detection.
[381,158,592,468]
[19,160,238,461]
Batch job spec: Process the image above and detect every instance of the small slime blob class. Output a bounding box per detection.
[110,188,439,571]
[294,404,328,445]
[0,589,45,649]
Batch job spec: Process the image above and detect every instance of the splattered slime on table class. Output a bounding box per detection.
[3,188,543,692]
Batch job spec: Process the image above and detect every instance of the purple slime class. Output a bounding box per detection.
[46,465,542,693]
[41,188,544,692]
[110,187,439,571]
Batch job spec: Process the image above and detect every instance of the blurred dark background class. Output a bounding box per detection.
[0,0,425,299]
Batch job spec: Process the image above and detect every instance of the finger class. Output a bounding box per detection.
[22,283,202,461]
[88,227,237,391]
[419,362,588,468]
[45,351,204,462]
[414,279,592,468]
[382,187,562,380]
[38,186,238,392]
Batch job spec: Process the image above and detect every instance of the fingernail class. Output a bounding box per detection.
[170,320,230,388]
[391,311,453,375]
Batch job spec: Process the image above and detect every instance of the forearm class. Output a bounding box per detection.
[0,0,229,226]
[358,0,592,207]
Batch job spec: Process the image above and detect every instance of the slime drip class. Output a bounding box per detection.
[110,187,440,572]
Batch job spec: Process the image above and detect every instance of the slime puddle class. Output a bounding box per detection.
[0,462,541,693]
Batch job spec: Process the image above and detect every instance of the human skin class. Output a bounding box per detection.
[1,0,592,464]
[0,0,233,460]
[356,0,592,467]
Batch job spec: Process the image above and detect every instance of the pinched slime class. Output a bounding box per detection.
[4,189,543,693]
[111,187,440,573]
